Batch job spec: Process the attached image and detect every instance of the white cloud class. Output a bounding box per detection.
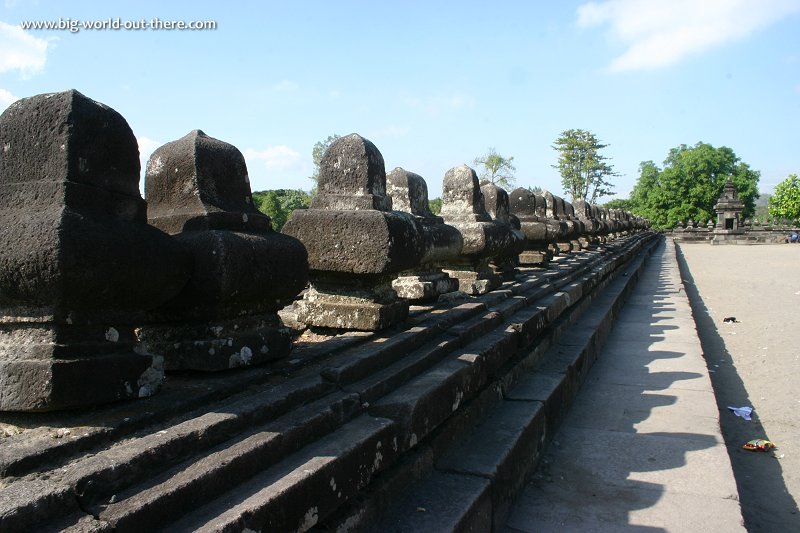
[244,145,303,171]
[0,21,48,78]
[376,126,411,138]
[136,136,163,195]
[137,136,162,169]
[577,0,800,72]
[0,88,19,111]
[403,92,476,115]
[269,80,298,93]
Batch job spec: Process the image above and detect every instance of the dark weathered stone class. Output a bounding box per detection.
[0,90,191,411]
[481,183,525,278]
[542,191,581,252]
[572,198,601,246]
[509,187,555,265]
[141,130,308,371]
[561,198,587,249]
[386,168,462,300]
[311,134,391,211]
[438,166,519,294]
[283,135,425,330]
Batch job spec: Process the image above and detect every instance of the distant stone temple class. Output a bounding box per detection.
[673,180,796,244]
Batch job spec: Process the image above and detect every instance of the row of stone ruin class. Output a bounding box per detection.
[0,90,648,413]
[675,218,800,230]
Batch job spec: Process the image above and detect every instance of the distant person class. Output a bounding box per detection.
[789,231,798,243]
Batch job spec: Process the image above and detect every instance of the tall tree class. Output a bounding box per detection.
[310,134,341,193]
[252,189,312,231]
[552,129,616,202]
[473,147,516,190]
[768,174,800,220]
[628,142,760,229]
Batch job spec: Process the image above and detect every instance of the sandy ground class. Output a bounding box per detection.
[676,241,800,531]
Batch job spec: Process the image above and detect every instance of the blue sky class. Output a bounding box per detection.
[1,0,799,201]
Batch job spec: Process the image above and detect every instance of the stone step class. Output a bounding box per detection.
[166,414,400,532]
[0,234,657,532]
[319,235,658,531]
[94,392,364,531]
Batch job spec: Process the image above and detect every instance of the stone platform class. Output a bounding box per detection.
[0,232,658,532]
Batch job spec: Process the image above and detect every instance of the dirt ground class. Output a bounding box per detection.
[676,241,800,531]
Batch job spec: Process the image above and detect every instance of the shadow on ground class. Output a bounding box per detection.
[507,240,729,532]
[675,243,800,531]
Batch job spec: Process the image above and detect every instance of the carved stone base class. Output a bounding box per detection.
[557,242,573,253]
[443,268,501,295]
[295,285,408,331]
[519,250,549,266]
[490,260,519,281]
[137,313,291,371]
[392,271,459,301]
[0,321,162,411]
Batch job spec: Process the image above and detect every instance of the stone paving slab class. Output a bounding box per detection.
[505,238,745,532]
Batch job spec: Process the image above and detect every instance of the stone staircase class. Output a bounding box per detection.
[0,232,659,532]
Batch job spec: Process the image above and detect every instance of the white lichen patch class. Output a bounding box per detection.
[330,477,337,492]
[296,507,318,532]
[137,364,164,398]
[147,155,165,175]
[228,347,253,368]
[409,433,418,447]
[373,450,383,471]
[105,327,120,342]
[452,390,463,412]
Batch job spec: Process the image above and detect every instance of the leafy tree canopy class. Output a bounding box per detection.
[473,147,516,190]
[603,198,633,211]
[310,134,341,194]
[428,197,442,215]
[552,129,617,203]
[768,174,800,221]
[628,142,760,229]
[252,189,312,231]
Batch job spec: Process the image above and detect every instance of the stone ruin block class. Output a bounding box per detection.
[541,191,576,252]
[595,206,613,242]
[561,198,587,249]
[283,134,425,331]
[139,130,308,371]
[508,188,556,265]
[480,182,526,279]
[386,168,462,301]
[438,165,519,294]
[572,199,601,247]
[0,90,191,411]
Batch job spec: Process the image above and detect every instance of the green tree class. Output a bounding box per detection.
[252,189,312,231]
[310,134,341,194]
[473,147,516,190]
[428,197,442,215]
[768,174,800,220]
[628,142,760,229]
[603,198,633,211]
[552,129,617,203]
